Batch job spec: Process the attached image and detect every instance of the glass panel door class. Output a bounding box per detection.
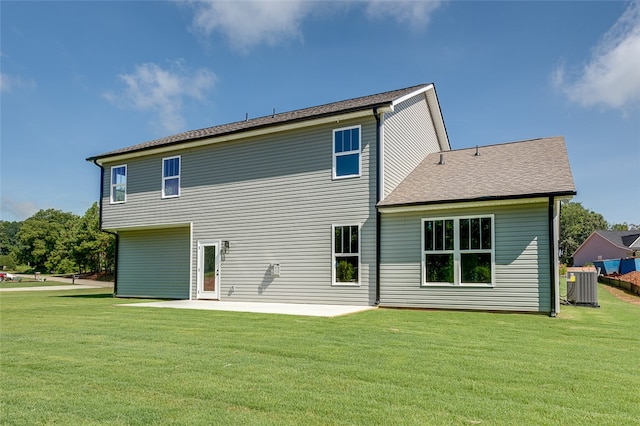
[198,241,219,299]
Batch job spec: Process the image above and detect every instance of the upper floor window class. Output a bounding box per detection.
[162,156,180,198]
[333,126,361,179]
[423,216,494,286]
[110,165,127,204]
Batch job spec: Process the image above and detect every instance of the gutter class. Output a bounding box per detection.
[373,107,384,306]
[548,196,556,317]
[92,159,118,296]
[377,191,577,212]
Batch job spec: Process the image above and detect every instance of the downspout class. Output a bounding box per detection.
[93,159,118,297]
[548,196,556,317]
[374,107,382,306]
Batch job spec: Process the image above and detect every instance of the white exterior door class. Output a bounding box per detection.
[197,241,220,300]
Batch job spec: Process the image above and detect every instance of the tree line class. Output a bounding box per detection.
[0,203,114,275]
[0,201,637,274]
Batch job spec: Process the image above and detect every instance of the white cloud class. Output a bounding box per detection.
[188,1,311,52]
[185,1,444,52]
[0,72,36,93]
[554,0,640,110]
[365,0,444,30]
[104,60,216,133]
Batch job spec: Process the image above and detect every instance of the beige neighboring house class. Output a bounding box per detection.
[573,230,640,266]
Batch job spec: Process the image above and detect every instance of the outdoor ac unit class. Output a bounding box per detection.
[566,267,599,307]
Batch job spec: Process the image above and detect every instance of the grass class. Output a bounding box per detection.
[1,285,639,425]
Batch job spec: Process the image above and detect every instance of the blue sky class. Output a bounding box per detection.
[2,0,639,225]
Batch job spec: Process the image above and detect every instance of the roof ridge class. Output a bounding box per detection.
[436,136,564,154]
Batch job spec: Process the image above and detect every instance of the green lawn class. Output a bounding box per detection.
[1,285,638,425]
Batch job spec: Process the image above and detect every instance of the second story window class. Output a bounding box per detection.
[333,125,361,179]
[162,156,180,198]
[110,165,127,204]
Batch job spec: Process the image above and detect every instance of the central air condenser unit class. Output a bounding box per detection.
[566,267,599,307]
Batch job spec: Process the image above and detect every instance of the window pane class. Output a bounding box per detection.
[481,218,492,249]
[113,186,125,202]
[424,221,433,251]
[164,178,179,196]
[343,226,351,254]
[336,153,359,176]
[461,253,492,283]
[334,131,343,153]
[351,128,359,151]
[434,220,443,250]
[350,226,359,254]
[425,253,453,283]
[470,218,480,250]
[336,256,358,283]
[112,167,126,184]
[334,227,342,254]
[344,129,352,151]
[164,158,179,177]
[445,220,454,250]
[460,219,469,250]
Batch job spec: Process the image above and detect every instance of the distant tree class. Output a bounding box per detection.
[73,202,114,273]
[0,221,21,255]
[609,222,640,231]
[560,202,608,265]
[16,209,79,272]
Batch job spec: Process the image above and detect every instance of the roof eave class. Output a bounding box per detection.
[87,102,393,164]
[377,191,577,211]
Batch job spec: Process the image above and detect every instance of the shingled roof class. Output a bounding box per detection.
[378,136,576,207]
[88,83,433,161]
[594,230,640,249]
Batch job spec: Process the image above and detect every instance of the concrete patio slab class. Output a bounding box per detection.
[119,300,376,317]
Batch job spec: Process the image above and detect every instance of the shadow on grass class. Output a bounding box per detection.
[56,293,115,299]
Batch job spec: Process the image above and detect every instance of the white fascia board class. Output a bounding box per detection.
[95,109,375,165]
[390,84,449,152]
[391,83,434,108]
[378,197,550,214]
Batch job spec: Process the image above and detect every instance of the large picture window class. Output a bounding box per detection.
[333,126,361,179]
[162,156,180,198]
[110,165,127,204]
[422,216,494,286]
[333,225,360,285]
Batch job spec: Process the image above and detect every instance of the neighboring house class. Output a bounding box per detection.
[87,83,576,315]
[573,230,640,266]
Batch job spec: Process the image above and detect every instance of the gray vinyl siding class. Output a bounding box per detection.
[102,117,377,305]
[117,226,190,299]
[380,202,552,312]
[382,94,441,198]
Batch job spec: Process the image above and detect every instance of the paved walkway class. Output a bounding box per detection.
[0,274,113,292]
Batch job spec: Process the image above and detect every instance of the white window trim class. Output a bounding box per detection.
[110,164,127,204]
[162,155,181,199]
[421,215,495,287]
[332,125,362,180]
[331,224,361,287]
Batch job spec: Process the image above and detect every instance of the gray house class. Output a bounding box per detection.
[88,83,576,315]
